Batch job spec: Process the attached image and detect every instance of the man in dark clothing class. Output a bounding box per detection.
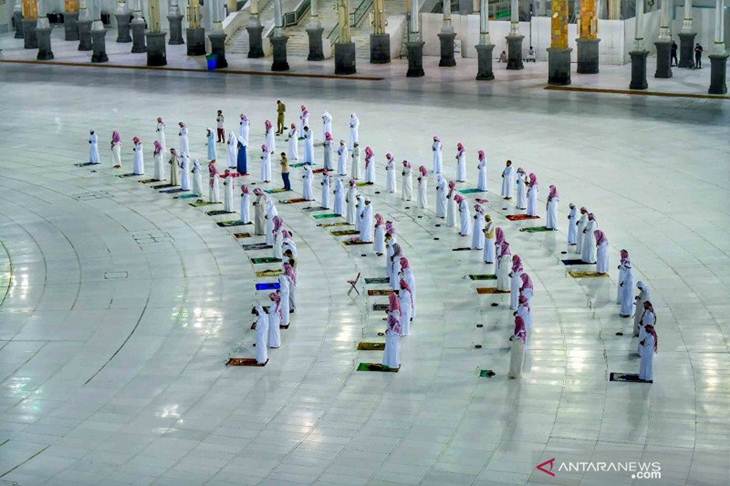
[671,41,678,66]
[694,43,703,68]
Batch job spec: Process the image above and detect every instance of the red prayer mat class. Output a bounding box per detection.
[506,214,540,221]
[226,357,267,367]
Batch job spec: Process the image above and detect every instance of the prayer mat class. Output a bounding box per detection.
[242,243,273,251]
[265,188,289,194]
[226,357,267,367]
[302,206,327,212]
[256,269,283,278]
[475,198,488,204]
[117,173,139,178]
[364,277,390,284]
[251,257,282,264]
[255,282,280,291]
[357,342,385,351]
[476,287,510,295]
[356,182,371,187]
[280,198,309,204]
[452,247,472,251]
[609,372,652,384]
[290,162,312,168]
[75,162,97,167]
[357,363,399,372]
[160,188,186,194]
[561,259,594,266]
[207,209,235,216]
[331,230,360,236]
[190,199,220,207]
[233,232,252,239]
[343,240,370,246]
[458,188,484,194]
[519,226,553,233]
[506,214,540,221]
[569,271,608,278]
[318,222,351,228]
[217,220,247,227]
[479,369,496,378]
[312,213,339,219]
[176,193,200,200]
[368,289,397,296]
[468,274,497,280]
[372,304,389,311]
[139,178,160,184]
[152,183,175,189]
[313,168,328,174]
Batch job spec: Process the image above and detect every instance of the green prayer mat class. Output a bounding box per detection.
[242,243,273,251]
[290,162,314,168]
[357,342,385,351]
[468,274,497,280]
[364,277,389,284]
[207,209,235,216]
[356,182,372,187]
[458,188,484,194]
[519,226,553,233]
[312,213,339,219]
[265,188,289,194]
[190,199,221,207]
[476,287,510,295]
[569,271,608,278]
[331,229,360,236]
[251,257,282,264]
[256,269,283,278]
[318,222,352,228]
[357,362,399,372]
[479,369,496,378]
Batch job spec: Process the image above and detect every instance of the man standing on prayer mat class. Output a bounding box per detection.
[276,100,286,135]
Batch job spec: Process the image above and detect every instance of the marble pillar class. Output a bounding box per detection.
[36,19,54,60]
[64,13,80,41]
[131,16,147,53]
[708,0,727,94]
[654,0,672,78]
[678,0,695,67]
[370,0,390,63]
[209,31,228,67]
[78,19,92,50]
[306,0,324,60]
[147,32,168,65]
[506,0,523,69]
[168,0,185,45]
[475,0,494,80]
[548,0,571,84]
[439,0,456,66]
[91,20,109,62]
[406,40,425,77]
[22,20,38,49]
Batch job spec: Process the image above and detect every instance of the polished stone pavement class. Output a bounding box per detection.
[0,64,728,485]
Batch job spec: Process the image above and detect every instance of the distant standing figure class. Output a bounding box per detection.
[252,305,269,365]
[694,43,703,68]
[89,130,100,165]
[508,316,527,379]
[276,100,286,135]
[216,110,225,143]
[671,40,678,66]
[280,152,291,191]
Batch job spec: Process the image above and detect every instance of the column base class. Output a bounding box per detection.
[77,20,92,51]
[92,28,109,62]
[186,28,206,55]
[64,12,79,41]
[547,47,572,85]
[438,31,456,67]
[708,53,728,95]
[576,37,600,74]
[370,33,390,64]
[22,20,38,49]
[271,35,290,71]
[406,40,425,77]
[36,27,54,60]
[167,14,184,44]
[629,50,649,90]
[475,43,495,80]
[334,41,356,75]
[506,34,524,70]
[209,32,228,68]
[654,40,672,78]
[115,13,131,42]
[131,19,146,53]
[678,32,696,68]
[246,24,264,58]
[306,26,324,61]
[14,12,24,39]
[146,31,167,66]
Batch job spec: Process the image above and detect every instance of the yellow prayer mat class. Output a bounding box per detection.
[256,269,283,278]
[568,271,608,278]
[476,287,510,295]
[357,342,386,351]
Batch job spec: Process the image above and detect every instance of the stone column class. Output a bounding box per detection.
[576,0,600,73]
[64,0,80,41]
[131,1,147,53]
[91,19,109,62]
[370,0,390,63]
[708,0,727,94]
[334,0,356,74]
[678,0,695,67]
[629,0,648,89]
[13,1,24,39]
[36,17,54,60]
[186,0,206,55]
[246,0,265,57]
[474,0,494,80]
[654,0,672,78]
[147,0,167,65]
[209,2,229,68]
[22,0,38,49]
[306,0,325,60]
[438,0,456,66]
[548,0,571,84]
[406,0,425,76]
[506,0,523,69]
[115,1,132,42]
[168,0,185,44]
[271,0,289,70]
[77,1,92,50]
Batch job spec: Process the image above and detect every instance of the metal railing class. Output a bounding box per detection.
[326,22,340,45]
[350,0,373,27]
[283,0,310,26]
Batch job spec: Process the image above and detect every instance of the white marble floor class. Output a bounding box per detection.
[0,63,728,486]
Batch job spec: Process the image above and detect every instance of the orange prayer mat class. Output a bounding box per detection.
[357,342,386,351]
[226,357,267,367]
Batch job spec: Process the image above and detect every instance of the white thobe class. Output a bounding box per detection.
[515,176,527,209]
[254,196,265,235]
[333,179,345,215]
[618,264,634,317]
[477,158,488,191]
[389,255,402,290]
[501,166,514,198]
[456,151,467,182]
[349,117,359,150]
[567,207,577,244]
[581,220,598,263]
[385,160,396,193]
[365,156,375,184]
[179,127,189,155]
[527,185,538,217]
[268,304,281,348]
[546,197,559,229]
[472,214,485,250]
[278,276,290,326]
[399,289,413,336]
[287,275,297,311]
[383,325,401,369]
[337,145,348,176]
[496,254,511,291]
[240,192,251,223]
[153,152,164,180]
[576,215,588,253]
[261,152,272,182]
[508,337,525,379]
[633,289,651,336]
[351,146,361,179]
[323,141,333,170]
[402,267,416,318]
[111,142,121,167]
[265,128,276,154]
[417,176,428,209]
[304,131,314,164]
[288,127,299,160]
[192,162,203,195]
[346,188,357,224]
[446,194,456,227]
[596,241,609,273]
[133,142,144,175]
[207,132,217,160]
[302,167,314,200]
[210,174,221,203]
[180,156,191,191]
[517,304,532,332]
[359,205,373,242]
[639,334,655,381]
[432,141,443,174]
[355,197,364,232]
[227,136,238,168]
[510,269,523,310]
[322,114,333,140]
[255,313,269,364]
[321,177,331,209]
[436,178,447,218]
[374,224,385,254]
[401,167,413,201]
[156,122,166,152]
[223,177,234,212]
[89,133,100,164]
[459,200,471,236]
[483,226,496,263]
